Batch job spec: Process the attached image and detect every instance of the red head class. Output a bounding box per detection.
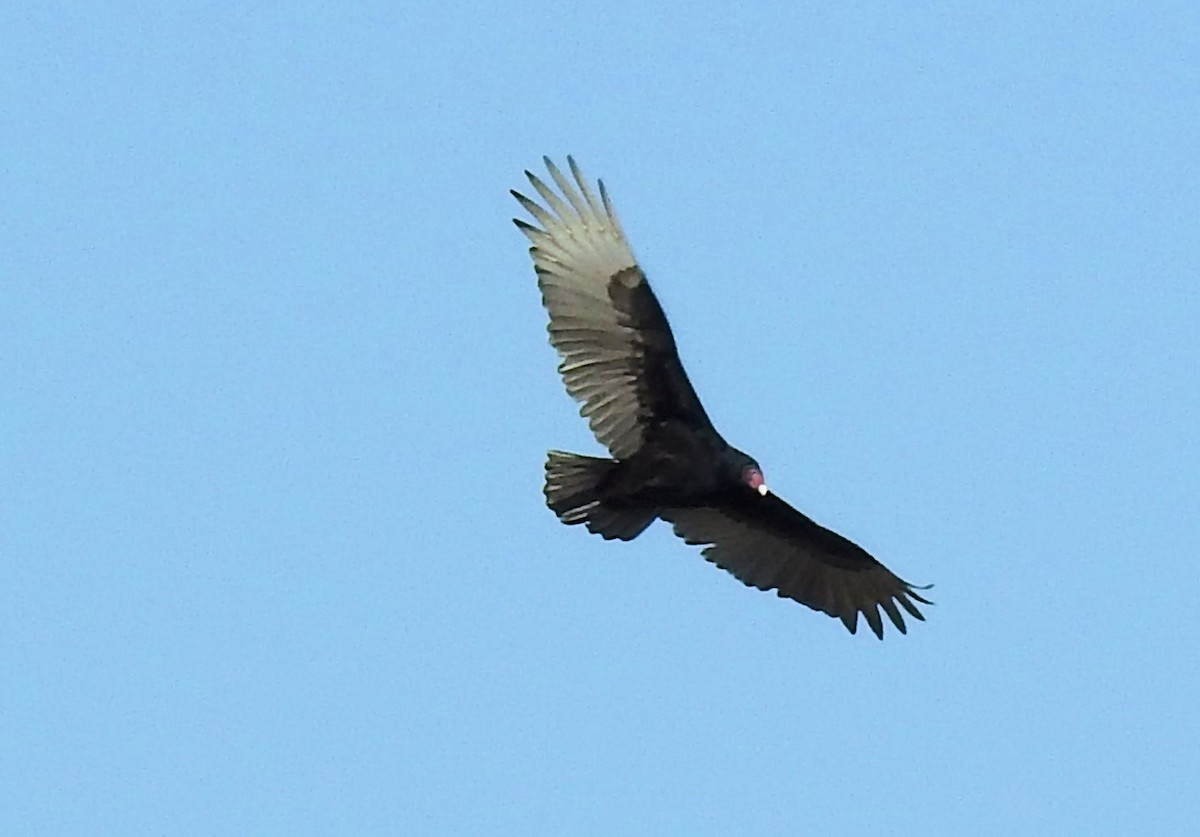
[742,464,769,496]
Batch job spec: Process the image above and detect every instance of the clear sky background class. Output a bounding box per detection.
[3,3,1198,834]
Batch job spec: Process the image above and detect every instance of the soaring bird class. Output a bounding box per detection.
[513,157,931,639]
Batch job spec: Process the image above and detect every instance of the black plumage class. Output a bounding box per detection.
[513,157,931,639]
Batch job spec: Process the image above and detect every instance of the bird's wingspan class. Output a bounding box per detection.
[661,495,932,639]
[513,157,714,459]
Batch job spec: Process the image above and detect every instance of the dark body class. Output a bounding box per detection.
[514,157,930,639]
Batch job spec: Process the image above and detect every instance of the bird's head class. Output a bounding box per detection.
[729,451,769,497]
[743,464,769,496]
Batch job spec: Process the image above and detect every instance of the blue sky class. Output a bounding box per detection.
[3,2,1198,834]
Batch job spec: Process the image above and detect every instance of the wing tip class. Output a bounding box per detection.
[906,582,935,607]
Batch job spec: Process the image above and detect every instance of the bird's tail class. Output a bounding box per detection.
[544,451,657,541]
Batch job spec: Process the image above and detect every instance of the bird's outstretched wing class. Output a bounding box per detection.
[512,157,716,459]
[661,495,932,639]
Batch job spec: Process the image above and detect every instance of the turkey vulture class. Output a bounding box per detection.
[512,157,931,639]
